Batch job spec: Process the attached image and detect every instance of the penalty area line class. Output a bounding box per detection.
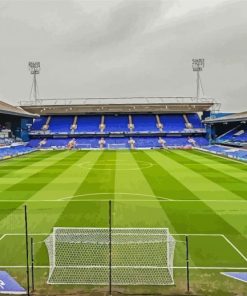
[222,235,247,262]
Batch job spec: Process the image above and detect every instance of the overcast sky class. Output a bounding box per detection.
[0,0,246,112]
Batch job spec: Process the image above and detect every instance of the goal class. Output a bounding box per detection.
[76,144,92,149]
[45,227,176,286]
[107,144,127,150]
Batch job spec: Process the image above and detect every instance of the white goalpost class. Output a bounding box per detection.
[45,227,176,286]
[107,144,127,150]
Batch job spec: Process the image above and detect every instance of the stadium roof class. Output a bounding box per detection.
[0,100,35,117]
[20,97,216,115]
[204,111,247,123]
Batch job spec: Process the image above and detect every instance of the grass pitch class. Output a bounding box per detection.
[0,149,247,295]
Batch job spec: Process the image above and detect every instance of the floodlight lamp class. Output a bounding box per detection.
[192,58,204,71]
[28,61,40,74]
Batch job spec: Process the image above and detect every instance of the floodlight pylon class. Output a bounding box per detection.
[28,61,40,103]
[192,58,205,99]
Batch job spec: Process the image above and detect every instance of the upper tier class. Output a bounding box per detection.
[30,113,205,135]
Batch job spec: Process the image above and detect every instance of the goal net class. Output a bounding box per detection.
[45,227,176,286]
[107,144,127,150]
[76,144,92,149]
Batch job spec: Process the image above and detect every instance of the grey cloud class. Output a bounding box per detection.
[0,0,246,112]
[64,0,169,52]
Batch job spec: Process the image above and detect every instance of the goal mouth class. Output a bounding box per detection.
[107,144,128,150]
[45,227,176,286]
[76,144,92,149]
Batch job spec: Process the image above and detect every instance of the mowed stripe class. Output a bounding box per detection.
[29,151,93,201]
[171,150,247,200]
[114,151,196,268]
[0,151,53,177]
[182,150,247,182]
[31,151,103,265]
[113,151,173,229]
[144,150,247,261]
[0,151,67,187]
[53,151,116,228]
[0,151,82,200]
[0,151,87,227]
[156,150,243,201]
[168,150,247,238]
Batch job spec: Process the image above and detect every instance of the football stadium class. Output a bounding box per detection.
[0,1,247,295]
[0,89,246,296]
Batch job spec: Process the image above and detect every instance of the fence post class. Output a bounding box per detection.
[109,200,112,296]
[24,205,30,296]
[186,235,190,293]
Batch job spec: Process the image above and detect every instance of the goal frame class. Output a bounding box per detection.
[107,143,128,150]
[45,227,176,286]
[76,144,92,150]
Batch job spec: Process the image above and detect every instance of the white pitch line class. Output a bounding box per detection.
[59,192,171,202]
[195,148,247,165]
[0,234,7,242]
[0,233,49,241]
[222,235,247,262]
[0,233,225,238]
[1,233,247,265]
[0,266,247,270]
[0,199,246,203]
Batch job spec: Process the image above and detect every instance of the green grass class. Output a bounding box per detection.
[0,149,247,295]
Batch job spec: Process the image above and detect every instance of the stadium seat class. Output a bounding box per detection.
[160,114,185,132]
[104,115,129,132]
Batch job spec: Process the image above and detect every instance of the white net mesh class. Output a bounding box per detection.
[45,227,176,285]
[107,144,127,150]
[76,144,92,149]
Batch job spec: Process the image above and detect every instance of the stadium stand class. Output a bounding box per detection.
[204,111,247,147]
[30,113,206,135]
[187,113,203,128]
[28,112,208,150]
[31,116,47,131]
[104,115,129,132]
[218,124,247,144]
[28,138,42,148]
[159,114,185,132]
[18,97,215,151]
[133,136,160,148]
[0,100,35,147]
[0,145,36,160]
[132,115,158,132]
[48,116,74,133]
[76,115,101,133]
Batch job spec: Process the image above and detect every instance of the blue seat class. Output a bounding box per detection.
[132,115,158,132]
[104,115,129,132]
[76,116,101,133]
[160,114,185,132]
[187,114,203,128]
[133,137,160,148]
[49,116,74,133]
[31,116,47,130]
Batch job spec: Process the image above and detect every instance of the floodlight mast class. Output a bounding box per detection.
[28,61,40,103]
[192,58,204,99]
